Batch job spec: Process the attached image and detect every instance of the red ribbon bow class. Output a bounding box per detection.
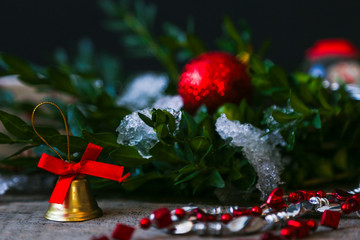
[38,143,130,204]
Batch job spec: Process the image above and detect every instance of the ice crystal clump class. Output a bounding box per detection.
[116,109,157,158]
[153,95,183,111]
[116,96,182,157]
[116,73,169,111]
[215,114,285,199]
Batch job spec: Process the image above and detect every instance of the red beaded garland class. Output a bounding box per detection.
[341,203,353,214]
[251,206,262,216]
[306,219,318,231]
[139,218,151,229]
[232,208,252,217]
[288,192,301,203]
[280,227,293,238]
[220,213,233,224]
[266,188,287,210]
[316,190,327,198]
[174,208,186,219]
[178,51,252,114]
[151,208,173,229]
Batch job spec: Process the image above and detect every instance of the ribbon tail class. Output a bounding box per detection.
[80,161,129,182]
[49,175,76,204]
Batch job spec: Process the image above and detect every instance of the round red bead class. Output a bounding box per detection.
[288,192,301,203]
[280,227,293,238]
[174,208,186,219]
[341,203,353,214]
[316,190,327,198]
[196,212,207,221]
[306,219,318,231]
[221,213,233,224]
[139,218,151,229]
[207,214,216,221]
[251,206,262,216]
[333,189,353,201]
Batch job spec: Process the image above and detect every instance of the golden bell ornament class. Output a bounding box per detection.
[45,175,102,221]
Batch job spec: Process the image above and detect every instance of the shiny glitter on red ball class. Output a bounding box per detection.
[178,51,252,114]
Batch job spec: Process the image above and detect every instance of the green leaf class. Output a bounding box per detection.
[269,65,288,87]
[1,144,39,162]
[0,132,13,144]
[223,16,246,52]
[149,142,185,164]
[186,33,206,56]
[1,54,42,84]
[174,170,201,185]
[180,111,197,137]
[48,135,88,155]
[290,94,313,115]
[0,110,31,139]
[82,130,118,152]
[48,68,78,95]
[312,111,322,129]
[250,55,266,74]
[272,110,301,124]
[189,136,211,153]
[138,112,154,127]
[207,170,225,188]
[110,145,150,167]
[122,172,164,191]
[68,104,92,137]
[1,157,38,169]
[155,123,169,139]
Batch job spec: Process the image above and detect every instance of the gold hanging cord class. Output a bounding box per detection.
[31,102,71,162]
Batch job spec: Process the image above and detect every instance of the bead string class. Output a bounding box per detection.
[135,187,360,239]
[91,186,360,240]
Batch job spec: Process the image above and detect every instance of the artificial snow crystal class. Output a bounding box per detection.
[153,95,183,111]
[116,109,157,158]
[116,90,183,157]
[116,73,169,111]
[215,114,285,199]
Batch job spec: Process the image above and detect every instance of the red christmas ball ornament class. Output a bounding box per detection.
[178,52,252,114]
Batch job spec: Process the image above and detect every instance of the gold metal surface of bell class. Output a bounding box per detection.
[45,175,102,221]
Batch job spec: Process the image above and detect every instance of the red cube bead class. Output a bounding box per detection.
[320,210,341,229]
[112,224,135,240]
[266,188,287,210]
[151,208,173,229]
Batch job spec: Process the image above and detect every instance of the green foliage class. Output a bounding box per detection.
[1,0,360,199]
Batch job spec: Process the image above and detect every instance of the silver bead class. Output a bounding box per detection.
[193,222,207,235]
[208,222,223,236]
[227,216,266,234]
[168,221,193,235]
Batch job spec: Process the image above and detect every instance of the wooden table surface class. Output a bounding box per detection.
[1,194,360,240]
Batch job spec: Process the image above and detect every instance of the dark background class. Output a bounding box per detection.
[1,0,360,72]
